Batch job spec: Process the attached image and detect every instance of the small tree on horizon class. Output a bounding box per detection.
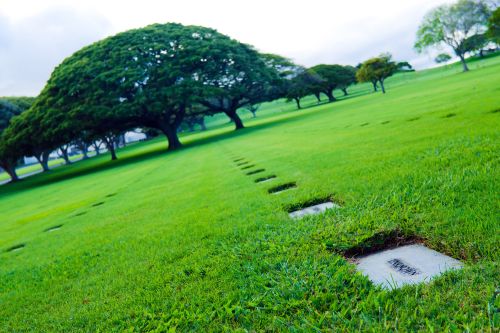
[356,54,398,93]
[435,53,452,64]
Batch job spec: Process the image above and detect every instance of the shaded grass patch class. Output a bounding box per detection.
[44,225,63,232]
[241,164,255,170]
[246,169,265,176]
[331,229,424,258]
[255,175,276,183]
[268,182,297,194]
[6,244,25,252]
[285,194,343,213]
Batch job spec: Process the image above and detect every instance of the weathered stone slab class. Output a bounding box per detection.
[355,244,463,289]
[289,201,339,219]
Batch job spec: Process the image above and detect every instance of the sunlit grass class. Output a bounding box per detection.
[0,55,499,331]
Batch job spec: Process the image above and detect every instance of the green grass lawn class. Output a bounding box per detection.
[0,55,499,331]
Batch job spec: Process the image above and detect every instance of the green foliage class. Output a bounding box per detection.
[356,54,398,93]
[415,0,492,71]
[0,97,35,111]
[27,23,283,151]
[487,6,500,43]
[199,48,286,130]
[0,100,22,132]
[285,70,324,109]
[0,100,26,180]
[435,53,453,64]
[308,64,356,101]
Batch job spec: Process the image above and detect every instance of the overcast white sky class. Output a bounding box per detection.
[0,0,455,96]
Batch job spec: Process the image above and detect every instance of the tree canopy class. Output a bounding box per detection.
[285,70,324,109]
[415,0,492,72]
[308,64,355,102]
[435,53,453,64]
[0,100,25,181]
[26,23,284,152]
[487,6,500,44]
[356,54,397,93]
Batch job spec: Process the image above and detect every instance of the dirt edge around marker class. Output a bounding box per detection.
[285,194,343,213]
[332,229,425,260]
[268,182,297,194]
[255,175,276,183]
[6,243,25,252]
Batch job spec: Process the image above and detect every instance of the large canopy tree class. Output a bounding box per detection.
[356,54,398,93]
[31,23,278,150]
[415,0,492,72]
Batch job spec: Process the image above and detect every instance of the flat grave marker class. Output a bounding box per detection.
[355,244,463,289]
[289,201,339,218]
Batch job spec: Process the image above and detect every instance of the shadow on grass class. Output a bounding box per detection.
[1,89,374,194]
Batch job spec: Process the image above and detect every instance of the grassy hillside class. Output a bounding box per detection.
[0,55,499,331]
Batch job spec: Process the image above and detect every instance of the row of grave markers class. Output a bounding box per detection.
[4,156,463,291]
[4,195,114,254]
[230,154,463,289]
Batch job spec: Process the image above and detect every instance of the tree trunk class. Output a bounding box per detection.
[379,79,386,94]
[294,97,301,109]
[36,151,50,172]
[459,54,469,72]
[1,162,18,182]
[325,90,336,102]
[81,144,89,159]
[104,137,117,160]
[314,92,321,103]
[59,146,71,165]
[225,109,244,130]
[342,88,348,96]
[119,134,126,147]
[199,119,207,131]
[93,142,101,155]
[372,80,378,92]
[160,125,182,150]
